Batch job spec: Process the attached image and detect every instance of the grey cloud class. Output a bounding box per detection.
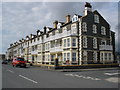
[2,2,119,53]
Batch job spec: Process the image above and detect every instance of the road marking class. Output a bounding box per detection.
[8,70,14,73]
[19,75,38,84]
[65,74,101,81]
[105,77,119,83]
[104,72,120,76]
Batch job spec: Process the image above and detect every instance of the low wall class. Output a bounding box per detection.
[55,64,119,69]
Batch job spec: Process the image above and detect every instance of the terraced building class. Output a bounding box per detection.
[6,2,116,66]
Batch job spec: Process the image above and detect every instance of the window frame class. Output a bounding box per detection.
[72,38,76,46]
[93,51,97,62]
[94,14,99,23]
[72,52,76,61]
[92,24,97,33]
[82,22,87,32]
[83,36,87,48]
[93,37,97,49]
[64,39,66,47]
[67,53,70,61]
[64,53,66,61]
[67,38,70,47]
[101,26,106,35]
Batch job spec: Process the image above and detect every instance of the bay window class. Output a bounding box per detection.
[72,52,76,61]
[72,38,76,46]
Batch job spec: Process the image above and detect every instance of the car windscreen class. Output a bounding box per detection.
[17,58,25,61]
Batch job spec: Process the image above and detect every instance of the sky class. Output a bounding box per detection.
[1,2,119,54]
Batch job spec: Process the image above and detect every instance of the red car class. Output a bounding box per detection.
[12,57,26,68]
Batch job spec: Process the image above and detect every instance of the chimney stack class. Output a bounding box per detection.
[53,20,58,28]
[26,35,29,40]
[10,44,13,47]
[84,2,92,15]
[37,30,40,35]
[44,26,47,33]
[30,34,33,39]
[66,14,71,23]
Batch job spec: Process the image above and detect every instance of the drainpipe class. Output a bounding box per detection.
[77,21,80,65]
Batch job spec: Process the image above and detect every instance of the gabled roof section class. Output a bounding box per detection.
[93,10,110,26]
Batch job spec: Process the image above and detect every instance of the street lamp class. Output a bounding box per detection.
[26,36,29,63]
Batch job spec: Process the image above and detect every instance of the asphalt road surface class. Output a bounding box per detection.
[2,63,120,88]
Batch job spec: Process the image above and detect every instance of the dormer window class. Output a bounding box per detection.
[72,14,78,22]
[94,14,99,23]
[46,28,49,32]
[38,32,41,35]
[57,23,62,29]
[32,35,34,38]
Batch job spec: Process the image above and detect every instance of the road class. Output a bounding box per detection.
[2,63,120,88]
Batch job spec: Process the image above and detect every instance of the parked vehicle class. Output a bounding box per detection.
[12,57,26,68]
[2,60,8,64]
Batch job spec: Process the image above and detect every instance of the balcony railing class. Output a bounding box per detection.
[99,45,113,50]
[31,50,38,54]
[50,46,63,52]
[44,30,78,42]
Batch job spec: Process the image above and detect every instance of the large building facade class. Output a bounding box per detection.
[6,3,116,65]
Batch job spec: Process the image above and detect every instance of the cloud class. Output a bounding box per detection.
[2,2,119,54]
[31,7,40,12]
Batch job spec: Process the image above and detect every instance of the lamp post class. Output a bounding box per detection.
[26,36,29,63]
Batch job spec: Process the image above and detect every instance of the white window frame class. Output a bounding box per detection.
[67,53,70,61]
[101,26,106,35]
[100,52,104,62]
[48,55,50,61]
[72,38,76,47]
[93,51,97,62]
[83,36,87,48]
[94,14,99,23]
[72,15,78,22]
[67,38,70,47]
[93,37,97,49]
[83,51,87,63]
[64,53,66,61]
[64,39,66,47]
[72,52,76,62]
[92,24,97,33]
[82,22,87,32]
[71,24,77,34]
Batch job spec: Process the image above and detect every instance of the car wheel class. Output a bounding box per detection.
[24,65,26,68]
[12,65,14,67]
[30,63,32,66]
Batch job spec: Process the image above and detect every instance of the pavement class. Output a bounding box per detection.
[2,62,120,88]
